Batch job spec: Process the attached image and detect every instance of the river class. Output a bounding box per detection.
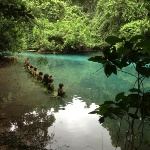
[0,52,149,150]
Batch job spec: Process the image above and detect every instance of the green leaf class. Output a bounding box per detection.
[129,88,142,93]
[104,63,117,77]
[105,36,123,45]
[111,60,122,69]
[88,56,106,64]
[124,41,133,49]
[112,107,124,117]
[115,92,125,102]
[128,94,141,107]
[120,59,130,67]
[103,46,111,58]
[111,65,117,75]
[99,117,104,124]
[129,93,140,100]
[129,35,144,43]
[136,59,150,77]
[89,110,99,114]
[104,63,112,77]
[141,48,150,55]
[136,39,150,49]
[128,113,139,119]
[116,96,130,111]
[117,46,131,56]
[108,48,119,60]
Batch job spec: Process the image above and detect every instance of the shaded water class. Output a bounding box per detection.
[0,52,149,150]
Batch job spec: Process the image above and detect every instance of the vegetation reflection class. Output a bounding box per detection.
[0,93,55,150]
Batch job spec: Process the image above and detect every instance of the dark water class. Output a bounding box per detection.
[0,52,149,150]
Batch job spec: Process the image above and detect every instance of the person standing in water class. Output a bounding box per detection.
[28,65,34,75]
[37,72,43,81]
[33,67,38,78]
[48,75,53,83]
[47,79,54,92]
[42,73,49,86]
[57,83,65,97]
[24,58,30,68]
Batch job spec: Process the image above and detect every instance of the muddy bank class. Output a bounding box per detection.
[0,56,18,68]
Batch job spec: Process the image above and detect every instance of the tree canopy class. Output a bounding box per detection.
[0,0,150,55]
[0,0,150,149]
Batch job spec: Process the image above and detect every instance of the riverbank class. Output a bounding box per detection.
[0,56,18,68]
[26,46,102,55]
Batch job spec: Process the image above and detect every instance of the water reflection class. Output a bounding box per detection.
[1,52,149,149]
[47,96,120,150]
[102,118,150,150]
[0,100,55,149]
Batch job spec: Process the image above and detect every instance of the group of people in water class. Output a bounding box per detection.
[24,58,65,97]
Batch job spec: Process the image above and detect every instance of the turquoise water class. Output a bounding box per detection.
[18,52,141,105]
[2,52,149,150]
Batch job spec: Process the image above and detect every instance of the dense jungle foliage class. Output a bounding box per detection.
[0,0,150,150]
[0,0,150,56]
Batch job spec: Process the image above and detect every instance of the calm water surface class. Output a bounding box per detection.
[0,52,149,150]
